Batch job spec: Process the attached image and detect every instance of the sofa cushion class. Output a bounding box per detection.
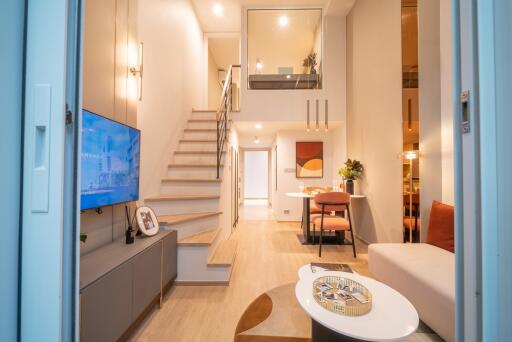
[369,243,455,342]
[427,201,455,253]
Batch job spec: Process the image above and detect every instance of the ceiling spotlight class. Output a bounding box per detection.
[255,123,262,129]
[278,15,289,27]
[254,136,260,144]
[212,3,224,17]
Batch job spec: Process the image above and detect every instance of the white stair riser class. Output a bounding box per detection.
[187,122,218,129]
[178,142,218,152]
[167,167,220,178]
[173,154,219,164]
[182,131,219,140]
[160,181,221,195]
[161,216,219,239]
[177,246,232,283]
[146,199,220,216]
[191,112,216,120]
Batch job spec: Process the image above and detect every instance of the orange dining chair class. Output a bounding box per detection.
[312,192,356,258]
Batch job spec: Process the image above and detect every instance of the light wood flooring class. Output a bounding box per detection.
[131,208,369,342]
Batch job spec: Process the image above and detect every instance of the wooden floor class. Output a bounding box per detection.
[131,207,369,342]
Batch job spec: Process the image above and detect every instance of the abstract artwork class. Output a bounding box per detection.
[296,142,323,178]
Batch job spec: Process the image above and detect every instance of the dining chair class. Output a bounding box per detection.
[312,192,356,258]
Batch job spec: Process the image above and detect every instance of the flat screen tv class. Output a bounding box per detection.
[80,110,140,211]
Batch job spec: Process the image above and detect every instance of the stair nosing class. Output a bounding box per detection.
[145,195,220,202]
[162,178,222,183]
[207,239,238,267]
[158,211,222,225]
[178,228,220,247]
[175,151,226,155]
[168,163,223,168]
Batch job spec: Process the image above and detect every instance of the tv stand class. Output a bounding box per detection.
[79,229,177,341]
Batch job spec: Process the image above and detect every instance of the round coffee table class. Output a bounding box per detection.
[295,271,418,341]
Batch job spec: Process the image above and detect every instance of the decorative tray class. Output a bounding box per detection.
[313,276,372,316]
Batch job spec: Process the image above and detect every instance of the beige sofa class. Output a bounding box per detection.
[369,243,455,342]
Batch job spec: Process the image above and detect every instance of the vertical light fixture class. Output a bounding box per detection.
[325,99,329,132]
[407,98,412,131]
[129,42,143,100]
[306,100,310,131]
[404,150,419,243]
[315,99,320,131]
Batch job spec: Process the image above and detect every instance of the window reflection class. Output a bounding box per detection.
[247,9,322,90]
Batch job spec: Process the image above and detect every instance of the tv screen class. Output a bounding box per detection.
[80,110,140,210]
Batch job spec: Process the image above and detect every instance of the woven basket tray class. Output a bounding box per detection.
[313,276,372,316]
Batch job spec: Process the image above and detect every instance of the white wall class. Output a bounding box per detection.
[244,151,269,199]
[346,0,403,243]
[240,10,346,123]
[208,48,222,109]
[137,0,206,199]
[418,0,442,241]
[440,0,454,205]
[273,130,345,221]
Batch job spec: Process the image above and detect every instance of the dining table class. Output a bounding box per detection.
[285,192,366,245]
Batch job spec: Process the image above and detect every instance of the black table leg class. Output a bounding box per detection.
[303,197,311,243]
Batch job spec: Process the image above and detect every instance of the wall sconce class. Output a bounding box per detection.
[129,42,143,101]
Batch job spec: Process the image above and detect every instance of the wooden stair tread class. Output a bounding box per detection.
[192,109,240,113]
[175,151,226,155]
[158,211,222,225]
[184,128,230,132]
[168,163,223,168]
[208,239,237,267]
[179,139,217,143]
[162,178,222,183]
[188,119,217,123]
[145,195,220,201]
[178,229,220,246]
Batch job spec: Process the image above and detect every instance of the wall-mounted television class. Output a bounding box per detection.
[80,110,141,211]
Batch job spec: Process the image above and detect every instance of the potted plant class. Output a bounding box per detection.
[338,159,364,194]
[303,53,318,74]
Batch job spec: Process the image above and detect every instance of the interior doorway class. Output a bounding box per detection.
[243,150,269,200]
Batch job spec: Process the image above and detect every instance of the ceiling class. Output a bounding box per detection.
[235,120,342,148]
[247,9,321,74]
[191,0,356,33]
[209,37,240,70]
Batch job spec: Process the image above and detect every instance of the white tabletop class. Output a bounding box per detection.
[295,271,418,341]
[286,192,366,199]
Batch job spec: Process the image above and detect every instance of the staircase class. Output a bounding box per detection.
[144,109,237,285]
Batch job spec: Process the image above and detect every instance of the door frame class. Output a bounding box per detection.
[240,147,272,203]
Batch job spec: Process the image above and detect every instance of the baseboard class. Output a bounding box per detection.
[175,280,229,286]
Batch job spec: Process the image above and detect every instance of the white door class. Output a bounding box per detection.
[21,0,80,340]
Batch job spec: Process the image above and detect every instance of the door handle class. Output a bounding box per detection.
[31,84,51,213]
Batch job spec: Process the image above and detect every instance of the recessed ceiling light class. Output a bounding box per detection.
[212,3,224,17]
[286,75,291,79]
[255,123,262,129]
[254,136,260,144]
[278,15,289,27]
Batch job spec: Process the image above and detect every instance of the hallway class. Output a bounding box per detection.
[132,213,369,341]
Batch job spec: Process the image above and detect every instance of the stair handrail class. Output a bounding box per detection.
[216,64,240,179]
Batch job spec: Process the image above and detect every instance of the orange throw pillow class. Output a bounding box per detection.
[426,201,455,253]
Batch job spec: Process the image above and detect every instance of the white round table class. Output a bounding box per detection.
[295,271,418,341]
